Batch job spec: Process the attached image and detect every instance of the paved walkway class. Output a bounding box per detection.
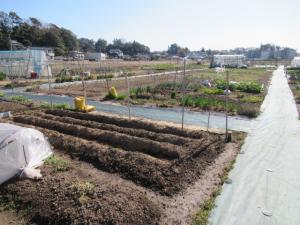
[209,66,300,225]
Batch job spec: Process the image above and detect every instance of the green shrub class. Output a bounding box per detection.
[104,92,116,100]
[116,94,127,100]
[216,80,238,91]
[0,92,4,97]
[0,72,6,81]
[171,92,176,99]
[55,76,73,83]
[202,88,224,95]
[146,85,152,93]
[183,95,194,106]
[97,74,113,79]
[237,106,259,118]
[130,87,147,98]
[237,82,262,93]
[4,83,12,89]
[216,80,262,93]
[241,96,263,103]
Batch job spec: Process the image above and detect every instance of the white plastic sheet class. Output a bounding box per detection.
[209,66,300,225]
[0,123,52,184]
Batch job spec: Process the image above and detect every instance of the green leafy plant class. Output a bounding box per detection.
[44,155,69,173]
[116,94,127,100]
[236,82,262,93]
[171,92,176,99]
[202,88,224,95]
[0,72,6,81]
[9,95,30,103]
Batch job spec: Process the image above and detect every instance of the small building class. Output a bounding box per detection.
[187,51,208,60]
[86,52,106,61]
[291,57,300,68]
[10,40,25,50]
[0,50,50,78]
[108,49,124,58]
[30,47,55,60]
[212,55,246,68]
[68,51,85,60]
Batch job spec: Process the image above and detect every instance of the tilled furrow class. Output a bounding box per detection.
[14,115,182,160]
[36,112,198,146]
[40,128,172,193]
[45,109,216,139]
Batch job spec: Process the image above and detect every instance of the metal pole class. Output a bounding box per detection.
[47,65,53,108]
[207,111,211,131]
[181,58,187,129]
[225,70,229,142]
[125,72,131,120]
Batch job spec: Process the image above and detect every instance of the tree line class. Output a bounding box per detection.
[0,11,150,56]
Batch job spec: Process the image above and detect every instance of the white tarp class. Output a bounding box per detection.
[209,66,300,225]
[0,123,52,184]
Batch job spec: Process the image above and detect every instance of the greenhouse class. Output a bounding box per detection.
[291,57,300,68]
[212,54,246,68]
[0,50,49,78]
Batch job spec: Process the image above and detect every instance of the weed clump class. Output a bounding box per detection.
[44,155,69,173]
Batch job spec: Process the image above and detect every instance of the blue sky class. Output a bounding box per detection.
[1,0,299,51]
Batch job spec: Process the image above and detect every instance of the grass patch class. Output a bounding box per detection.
[9,95,30,103]
[241,95,263,103]
[39,102,73,110]
[44,155,69,173]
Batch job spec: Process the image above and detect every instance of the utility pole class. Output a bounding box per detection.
[181,58,187,129]
[225,70,229,142]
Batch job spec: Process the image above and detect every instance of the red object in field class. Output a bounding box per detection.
[30,72,37,79]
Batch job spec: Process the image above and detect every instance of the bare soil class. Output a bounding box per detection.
[0,99,32,113]
[0,107,244,225]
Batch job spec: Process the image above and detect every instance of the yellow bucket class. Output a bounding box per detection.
[74,97,85,111]
[109,86,118,98]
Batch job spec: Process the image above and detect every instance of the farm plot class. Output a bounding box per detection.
[0,108,242,225]
[128,67,273,117]
[13,109,225,195]
[35,67,272,118]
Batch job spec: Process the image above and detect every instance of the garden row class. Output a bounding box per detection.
[13,109,225,195]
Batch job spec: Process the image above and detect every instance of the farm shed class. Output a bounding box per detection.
[212,54,246,68]
[291,57,300,68]
[0,50,50,78]
[86,52,107,61]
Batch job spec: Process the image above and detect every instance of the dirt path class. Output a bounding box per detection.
[209,66,300,225]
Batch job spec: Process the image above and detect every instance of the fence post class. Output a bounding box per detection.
[207,111,211,131]
[181,58,187,129]
[125,72,131,120]
[47,65,53,108]
[225,70,229,142]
